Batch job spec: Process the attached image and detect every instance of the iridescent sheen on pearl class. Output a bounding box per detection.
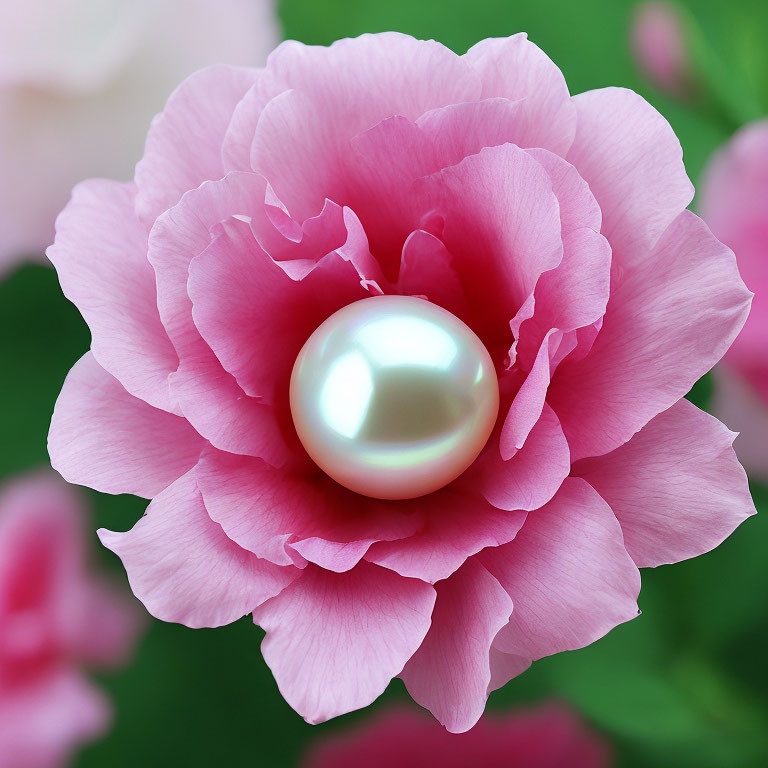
[289,295,499,500]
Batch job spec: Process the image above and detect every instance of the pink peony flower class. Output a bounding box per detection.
[0,0,278,275]
[0,473,142,768]
[48,32,755,733]
[630,2,691,97]
[701,120,768,479]
[302,703,611,768]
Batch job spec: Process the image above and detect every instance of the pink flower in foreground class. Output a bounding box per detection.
[303,703,611,768]
[702,120,768,479]
[631,2,691,97]
[0,474,141,768]
[48,32,755,732]
[0,0,278,275]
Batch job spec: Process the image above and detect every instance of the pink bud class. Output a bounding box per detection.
[631,2,691,97]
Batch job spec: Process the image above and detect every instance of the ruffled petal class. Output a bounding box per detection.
[481,477,640,661]
[196,449,423,571]
[566,87,694,269]
[49,353,203,498]
[400,559,513,733]
[135,65,259,224]
[463,33,576,155]
[189,216,369,402]
[148,171,290,461]
[253,562,436,724]
[575,399,755,567]
[365,492,526,583]
[549,211,753,461]
[252,33,481,220]
[415,143,563,346]
[474,402,570,512]
[98,470,298,628]
[47,180,177,412]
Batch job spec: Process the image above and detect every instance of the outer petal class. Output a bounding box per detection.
[575,399,755,568]
[49,353,203,499]
[252,33,481,220]
[481,477,640,661]
[400,559,513,733]
[98,470,298,628]
[463,33,576,155]
[549,211,753,461]
[474,402,570,512]
[365,493,526,584]
[47,179,177,412]
[253,562,436,724]
[196,449,422,571]
[134,65,259,224]
[566,87,694,269]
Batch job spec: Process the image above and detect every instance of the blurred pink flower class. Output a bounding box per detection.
[701,120,768,479]
[0,0,279,275]
[631,2,691,97]
[48,32,754,733]
[0,473,142,768]
[303,703,611,768]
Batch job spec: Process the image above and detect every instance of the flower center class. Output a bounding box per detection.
[289,295,499,499]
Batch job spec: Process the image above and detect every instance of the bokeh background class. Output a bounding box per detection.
[1,0,767,765]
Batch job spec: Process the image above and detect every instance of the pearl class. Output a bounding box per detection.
[290,295,499,500]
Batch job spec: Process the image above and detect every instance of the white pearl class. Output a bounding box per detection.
[290,296,499,499]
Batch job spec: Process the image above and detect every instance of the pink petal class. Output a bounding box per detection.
[365,492,527,583]
[47,180,177,412]
[134,65,259,224]
[196,449,423,570]
[549,210,753,461]
[463,33,576,155]
[71,579,144,669]
[474,402,570,512]
[98,470,298,628]
[700,120,768,385]
[303,702,609,768]
[189,216,369,402]
[49,353,203,498]
[487,646,532,693]
[416,143,563,344]
[253,562,436,724]
[566,87,694,269]
[513,150,611,369]
[481,477,640,661]
[0,669,109,768]
[0,474,85,650]
[400,559,513,733]
[148,171,289,461]
[575,399,755,568]
[397,229,467,317]
[221,74,289,172]
[252,33,480,221]
[500,330,558,458]
[415,97,524,168]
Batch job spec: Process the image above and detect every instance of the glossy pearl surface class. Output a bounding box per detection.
[290,295,499,500]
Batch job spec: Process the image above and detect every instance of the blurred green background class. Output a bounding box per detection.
[2,0,767,765]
